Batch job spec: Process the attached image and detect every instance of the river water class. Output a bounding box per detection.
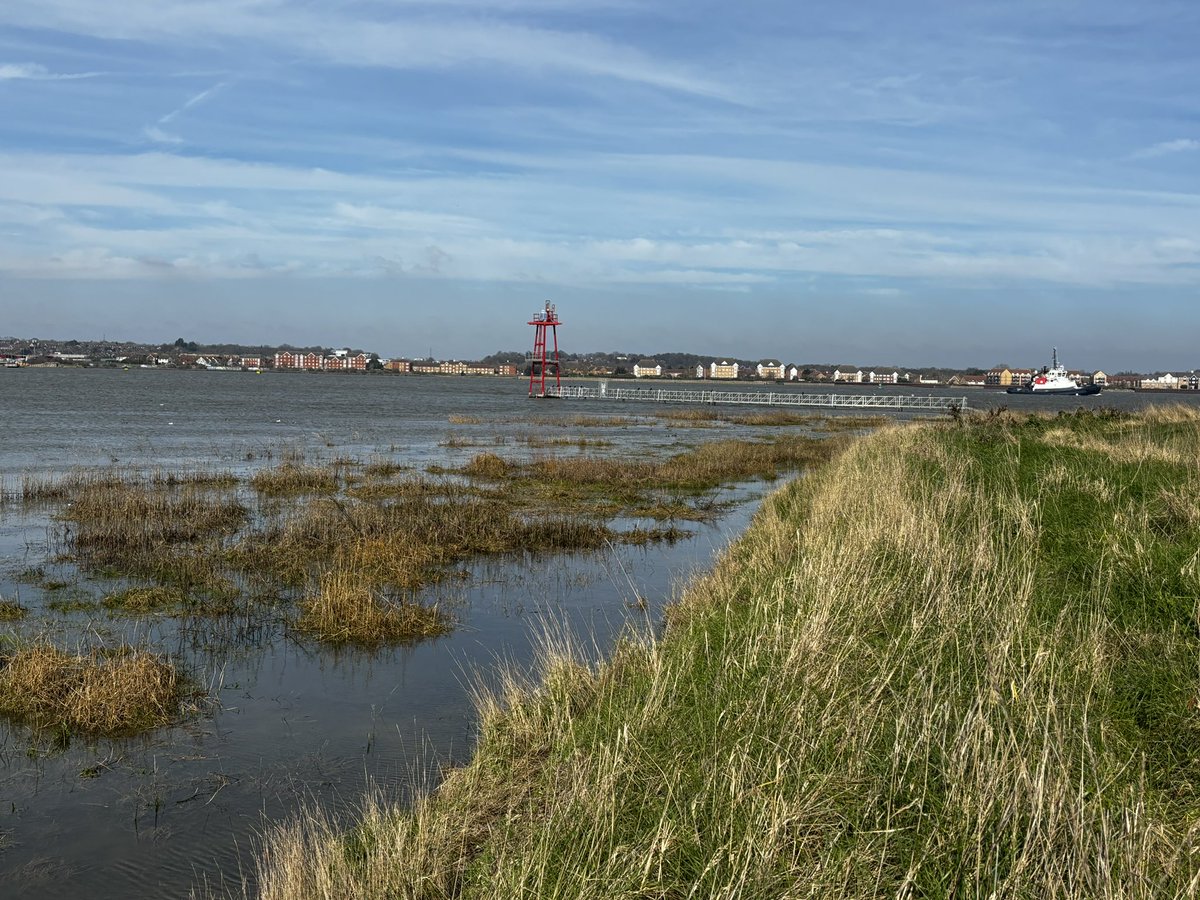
[0,370,1195,898]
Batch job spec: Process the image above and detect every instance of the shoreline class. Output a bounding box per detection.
[252,406,1200,897]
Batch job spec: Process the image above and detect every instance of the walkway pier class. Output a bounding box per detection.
[543,383,968,413]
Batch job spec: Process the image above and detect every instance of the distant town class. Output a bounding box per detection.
[1,336,1198,391]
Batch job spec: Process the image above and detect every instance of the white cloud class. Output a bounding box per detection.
[0,61,101,80]
[1131,138,1200,160]
[0,1,734,99]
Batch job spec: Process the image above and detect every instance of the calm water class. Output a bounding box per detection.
[0,370,1194,898]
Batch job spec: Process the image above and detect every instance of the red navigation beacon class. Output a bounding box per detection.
[527,301,562,398]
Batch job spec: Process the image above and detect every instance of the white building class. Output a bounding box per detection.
[756,360,784,380]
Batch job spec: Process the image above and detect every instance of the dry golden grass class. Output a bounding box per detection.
[294,570,451,645]
[251,463,341,495]
[1136,403,1200,425]
[363,457,408,478]
[0,600,28,621]
[447,414,483,425]
[461,452,512,479]
[253,413,1200,899]
[0,645,191,735]
[59,482,246,595]
[6,466,238,506]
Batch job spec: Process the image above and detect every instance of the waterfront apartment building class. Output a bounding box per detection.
[833,368,863,383]
[756,360,784,380]
[633,359,662,378]
[985,367,1035,387]
[708,360,739,379]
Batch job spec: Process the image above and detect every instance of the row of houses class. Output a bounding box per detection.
[632,358,909,384]
[175,352,518,376]
[388,359,519,376]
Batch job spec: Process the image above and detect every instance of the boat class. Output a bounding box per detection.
[1006,348,1101,395]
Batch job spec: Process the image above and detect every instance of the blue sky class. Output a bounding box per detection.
[1,1,1198,370]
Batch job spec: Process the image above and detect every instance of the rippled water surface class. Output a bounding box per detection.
[0,370,1195,898]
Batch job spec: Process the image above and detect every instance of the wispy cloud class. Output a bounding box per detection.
[0,1,735,100]
[160,81,228,123]
[0,61,101,80]
[142,80,230,144]
[1131,138,1200,159]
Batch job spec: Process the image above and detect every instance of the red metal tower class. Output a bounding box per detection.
[527,301,562,397]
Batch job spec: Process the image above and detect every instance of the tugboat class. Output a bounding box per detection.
[1007,348,1101,395]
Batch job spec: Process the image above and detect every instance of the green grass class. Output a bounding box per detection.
[254,406,1200,899]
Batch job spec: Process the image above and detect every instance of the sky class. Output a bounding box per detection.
[1,1,1198,370]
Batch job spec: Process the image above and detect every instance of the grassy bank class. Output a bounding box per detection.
[254,407,1200,898]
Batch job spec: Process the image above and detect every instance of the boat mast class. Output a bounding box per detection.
[1052,347,1058,369]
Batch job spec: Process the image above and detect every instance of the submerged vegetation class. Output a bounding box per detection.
[6,429,841,653]
[255,407,1200,898]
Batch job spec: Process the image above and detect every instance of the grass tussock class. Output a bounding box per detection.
[363,458,408,478]
[252,463,341,495]
[0,645,191,735]
[294,570,452,646]
[0,600,28,621]
[256,408,1200,899]
[101,585,190,614]
[57,482,246,594]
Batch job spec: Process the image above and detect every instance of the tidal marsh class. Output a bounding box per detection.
[12,432,828,650]
[256,406,1200,899]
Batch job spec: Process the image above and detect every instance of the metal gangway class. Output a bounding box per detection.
[541,383,967,413]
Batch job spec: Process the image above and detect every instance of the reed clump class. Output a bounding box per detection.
[58,482,246,593]
[252,463,341,495]
[254,408,1200,899]
[0,600,27,621]
[101,585,189,613]
[0,644,192,735]
[461,452,513,479]
[294,570,451,646]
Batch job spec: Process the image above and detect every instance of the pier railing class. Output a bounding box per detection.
[540,384,967,412]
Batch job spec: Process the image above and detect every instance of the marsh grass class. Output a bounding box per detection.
[57,481,246,600]
[526,415,636,428]
[251,463,341,495]
[0,600,27,621]
[27,435,840,646]
[101,585,190,614]
[0,644,193,736]
[363,458,408,478]
[294,570,452,646]
[515,435,614,449]
[5,467,238,506]
[656,408,889,429]
[255,407,1200,899]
